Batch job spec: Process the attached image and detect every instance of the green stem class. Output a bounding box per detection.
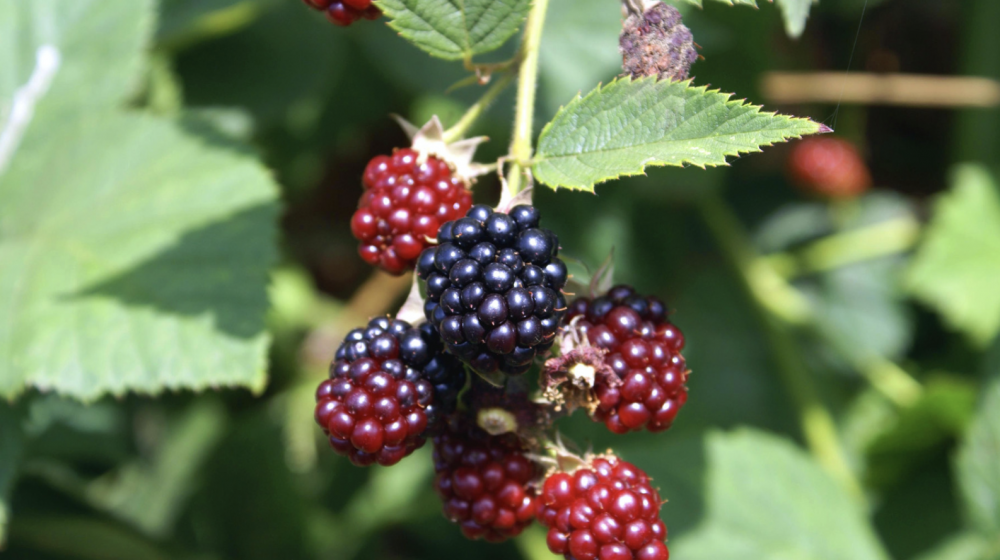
[699,194,863,500]
[506,0,552,196]
[443,72,515,144]
[762,215,921,280]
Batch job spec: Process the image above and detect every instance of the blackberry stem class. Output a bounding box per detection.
[443,72,515,144]
[702,194,923,408]
[506,0,552,196]
[698,193,864,500]
[762,215,920,280]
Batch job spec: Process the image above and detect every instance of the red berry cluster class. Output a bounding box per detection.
[352,149,473,274]
[315,317,463,466]
[539,455,669,560]
[302,0,381,26]
[432,423,540,542]
[787,136,871,199]
[566,285,688,434]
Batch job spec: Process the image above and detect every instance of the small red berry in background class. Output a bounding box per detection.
[538,454,669,560]
[787,136,872,199]
[302,0,381,26]
[352,148,473,275]
[432,423,540,542]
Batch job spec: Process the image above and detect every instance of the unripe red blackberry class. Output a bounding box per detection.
[302,0,381,26]
[564,285,688,434]
[620,2,698,82]
[432,423,541,542]
[352,148,473,274]
[538,454,669,560]
[314,318,465,466]
[417,204,568,375]
[787,137,871,199]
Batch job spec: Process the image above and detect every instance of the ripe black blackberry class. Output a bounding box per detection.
[564,285,688,434]
[416,204,568,375]
[314,318,465,466]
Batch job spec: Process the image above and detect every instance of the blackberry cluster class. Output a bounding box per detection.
[432,423,540,542]
[567,285,688,434]
[303,0,381,26]
[417,204,568,375]
[314,318,465,466]
[352,148,473,274]
[538,455,669,560]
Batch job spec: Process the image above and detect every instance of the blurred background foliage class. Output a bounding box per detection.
[2,0,1000,559]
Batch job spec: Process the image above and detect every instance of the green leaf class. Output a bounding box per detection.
[906,164,1000,348]
[0,114,278,400]
[0,403,23,547]
[774,0,817,38]
[0,0,153,127]
[375,0,530,60]
[87,399,227,536]
[674,429,889,560]
[863,377,977,488]
[532,78,827,192]
[914,533,1000,560]
[0,0,280,400]
[957,378,1000,538]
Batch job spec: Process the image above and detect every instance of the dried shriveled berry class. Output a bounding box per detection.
[620,2,697,82]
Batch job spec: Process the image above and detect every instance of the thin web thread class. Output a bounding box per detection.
[825,0,869,132]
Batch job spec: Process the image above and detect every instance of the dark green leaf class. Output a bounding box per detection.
[957,378,1000,537]
[376,0,530,60]
[674,429,890,560]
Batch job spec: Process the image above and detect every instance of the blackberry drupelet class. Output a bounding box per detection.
[417,204,568,375]
[314,317,464,466]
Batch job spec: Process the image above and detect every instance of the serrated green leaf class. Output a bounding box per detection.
[0,0,280,401]
[906,164,1000,348]
[532,78,826,191]
[375,0,530,60]
[674,429,889,560]
[957,378,1000,538]
[774,0,817,38]
[0,114,278,400]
